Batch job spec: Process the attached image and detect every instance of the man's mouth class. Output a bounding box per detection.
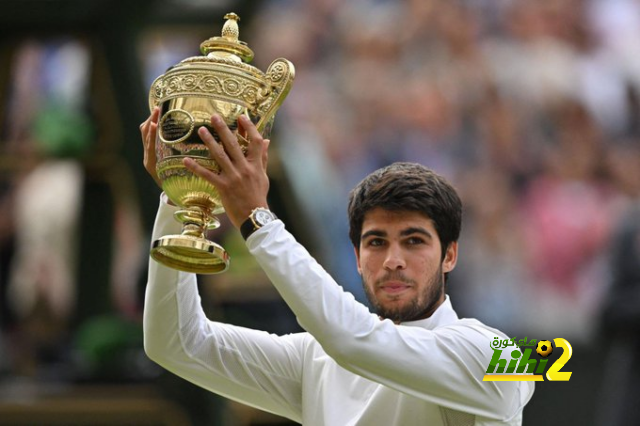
[380,282,412,294]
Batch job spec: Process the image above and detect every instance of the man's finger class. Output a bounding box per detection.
[141,107,160,135]
[210,114,244,162]
[262,139,270,170]
[198,126,233,171]
[141,107,162,187]
[147,121,158,157]
[240,115,265,163]
[183,157,221,184]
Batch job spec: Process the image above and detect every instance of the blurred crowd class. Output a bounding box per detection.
[246,0,640,342]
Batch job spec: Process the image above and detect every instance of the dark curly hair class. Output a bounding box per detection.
[348,162,462,261]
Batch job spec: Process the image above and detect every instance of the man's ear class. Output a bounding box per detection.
[442,241,458,273]
[354,246,362,275]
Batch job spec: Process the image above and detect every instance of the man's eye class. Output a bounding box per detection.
[367,238,385,247]
[407,237,425,245]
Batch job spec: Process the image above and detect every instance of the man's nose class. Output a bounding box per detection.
[383,245,406,270]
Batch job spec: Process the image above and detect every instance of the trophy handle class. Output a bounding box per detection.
[256,58,295,133]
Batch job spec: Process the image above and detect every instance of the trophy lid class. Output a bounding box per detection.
[199,13,254,63]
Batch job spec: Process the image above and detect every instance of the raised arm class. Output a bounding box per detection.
[140,110,305,421]
[246,223,533,421]
[142,196,305,421]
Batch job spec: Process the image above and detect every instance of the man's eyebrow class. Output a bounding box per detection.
[400,227,434,240]
[361,227,434,240]
[361,230,387,240]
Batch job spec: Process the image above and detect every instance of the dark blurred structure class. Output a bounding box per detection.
[595,201,640,426]
[0,1,303,425]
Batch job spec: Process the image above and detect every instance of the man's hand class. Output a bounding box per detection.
[140,107,162,188]
[184,114,270,229]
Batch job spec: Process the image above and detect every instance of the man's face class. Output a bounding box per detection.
[355,208,458,323]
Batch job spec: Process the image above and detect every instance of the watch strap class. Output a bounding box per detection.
[240,216,258,240]
[240,208,277,240]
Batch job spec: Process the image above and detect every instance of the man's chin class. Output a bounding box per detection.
[376,296,443,323]
[376,302,415,322]
[378,296,410,309]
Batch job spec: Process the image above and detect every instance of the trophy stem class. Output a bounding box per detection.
[150,204,229,274]
[175,205,221,235]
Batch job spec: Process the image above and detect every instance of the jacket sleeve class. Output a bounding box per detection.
[247,220,534,422]
[143,195,305,422]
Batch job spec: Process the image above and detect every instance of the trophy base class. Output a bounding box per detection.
[150,235,229,274]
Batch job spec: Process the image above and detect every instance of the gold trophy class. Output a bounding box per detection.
[148,12,295,274]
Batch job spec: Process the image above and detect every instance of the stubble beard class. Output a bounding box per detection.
[363,265,444,323]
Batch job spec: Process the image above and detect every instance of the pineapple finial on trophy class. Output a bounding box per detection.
[200,12,253,63]
[222,13,240,41]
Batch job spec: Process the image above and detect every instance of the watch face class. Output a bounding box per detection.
[254,209,275,226]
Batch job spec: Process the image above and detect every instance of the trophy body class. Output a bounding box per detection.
[148,13,294,274]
